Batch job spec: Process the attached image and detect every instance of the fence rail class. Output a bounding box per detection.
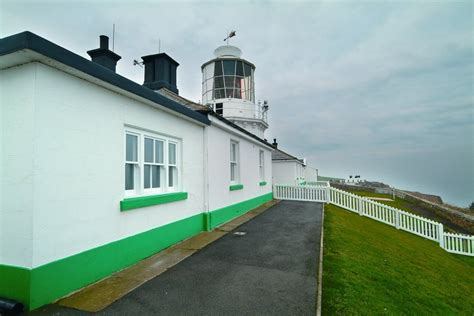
[273,184,473,256]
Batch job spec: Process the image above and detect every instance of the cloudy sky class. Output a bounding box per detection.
[1,0,473,206]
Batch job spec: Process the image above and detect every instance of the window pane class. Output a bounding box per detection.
[231,163,236,181]
[169,166,177,187]
[126,134,138,162]
[169,143,176,165]
[224,76,235,89]
[223,60,236,75]
[155,140,164,163]
[125,163,134,190]
[244,63,252,78]
[214,76,224,89]
[145,138,154,163]
[236,61,244,76]
[152,166,161,188]
[144,165,151,189]
[231,143,237,161]
[214,61,223,76]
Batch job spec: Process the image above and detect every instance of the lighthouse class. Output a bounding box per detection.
[201,44,269,138]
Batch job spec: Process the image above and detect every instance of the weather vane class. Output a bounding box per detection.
[223,30,236,45]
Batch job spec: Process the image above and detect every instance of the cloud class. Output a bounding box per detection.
[1,0,472,205]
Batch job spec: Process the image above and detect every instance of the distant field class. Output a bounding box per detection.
[345,189,473,234]
[322,204,474,315]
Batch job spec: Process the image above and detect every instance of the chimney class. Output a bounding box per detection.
[272,138,278,148]
[87,35,121,72]
[141,53,179,94]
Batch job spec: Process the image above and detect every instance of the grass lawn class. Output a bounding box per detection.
[322,204,474,315]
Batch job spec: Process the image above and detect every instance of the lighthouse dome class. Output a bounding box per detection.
[214,45,242,58]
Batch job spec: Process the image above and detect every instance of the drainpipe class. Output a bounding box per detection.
[203,125,210,231]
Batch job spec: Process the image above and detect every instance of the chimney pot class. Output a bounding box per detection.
[99,35,109,49]
[272,138,278,148]
[87,35,121,72]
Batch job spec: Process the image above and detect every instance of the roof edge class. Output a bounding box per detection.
[0,31,210,126]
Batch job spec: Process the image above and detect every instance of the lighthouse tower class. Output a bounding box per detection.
[201,45,269,138]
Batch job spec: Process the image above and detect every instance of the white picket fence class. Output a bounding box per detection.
[273,184,474,256]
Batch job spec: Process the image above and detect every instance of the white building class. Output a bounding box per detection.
[0,32,273,310]
[271,140,318,185]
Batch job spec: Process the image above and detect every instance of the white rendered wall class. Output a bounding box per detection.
[2,62,206,268]
[272,161,300,185]
[207,118,272,212]
[304,166,318,182]
[0,64,37,268]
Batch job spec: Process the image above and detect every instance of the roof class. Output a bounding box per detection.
[157,88,209,112]
[155,88,274,150]
[272,148,304,164]
[0,31,210,126]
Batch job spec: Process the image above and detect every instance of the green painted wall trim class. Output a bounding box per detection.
[0,192,274,310]
[120,192,188,211]
[0,264,31,306]
[229,184,244,191]
[1,212,204,310]
[259,181,267,186]
[208,192,273,229]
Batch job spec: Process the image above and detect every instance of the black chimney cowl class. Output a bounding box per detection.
[141,53,179,94]
[272,138,278,148]
[87,35,121,72]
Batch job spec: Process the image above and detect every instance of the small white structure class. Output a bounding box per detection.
[271,143,306,185]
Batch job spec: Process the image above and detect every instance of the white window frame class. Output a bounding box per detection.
[125,132,140,197]
[259,150,265,181]
[168,141,179,192]
[230,140,240,184]
[124,127,181,197]
[143,135,166,195]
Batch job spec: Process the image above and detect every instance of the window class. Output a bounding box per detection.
[125,133,139,192]
[215,103,223,115]
[124,129,180,196]
[230,140,239,183]
[168,142,178,189]
[259,150,265,181]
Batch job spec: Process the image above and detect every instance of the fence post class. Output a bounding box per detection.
[358,197,363,216]
[395,208,400,229]
[326,187,331,203]
[438,223,445,248]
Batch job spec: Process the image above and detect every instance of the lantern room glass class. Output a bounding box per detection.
[202,59,255,104]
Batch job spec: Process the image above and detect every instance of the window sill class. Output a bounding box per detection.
[120,192,188,211]
[259,181,267,186]
[229,184,244,191]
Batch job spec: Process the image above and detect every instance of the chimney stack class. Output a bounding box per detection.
[141,53,179,94]
[87,35,121,72]
[272,138,278,148]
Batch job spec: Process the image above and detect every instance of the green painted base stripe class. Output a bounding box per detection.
[0,264,31,306]
[0,192,274,310]
[121,192,188,211]
[229,184,244,191]
[209,192,273,229]
[1,212,204,310]
[259,181,267,186]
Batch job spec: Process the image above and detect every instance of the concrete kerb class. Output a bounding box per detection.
[316,203,325,316]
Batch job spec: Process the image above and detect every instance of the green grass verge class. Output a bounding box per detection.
[322,204,474,315]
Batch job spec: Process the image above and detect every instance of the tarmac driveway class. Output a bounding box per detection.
[31,200,323,316]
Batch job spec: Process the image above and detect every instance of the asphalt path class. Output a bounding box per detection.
[31,200,323,316]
